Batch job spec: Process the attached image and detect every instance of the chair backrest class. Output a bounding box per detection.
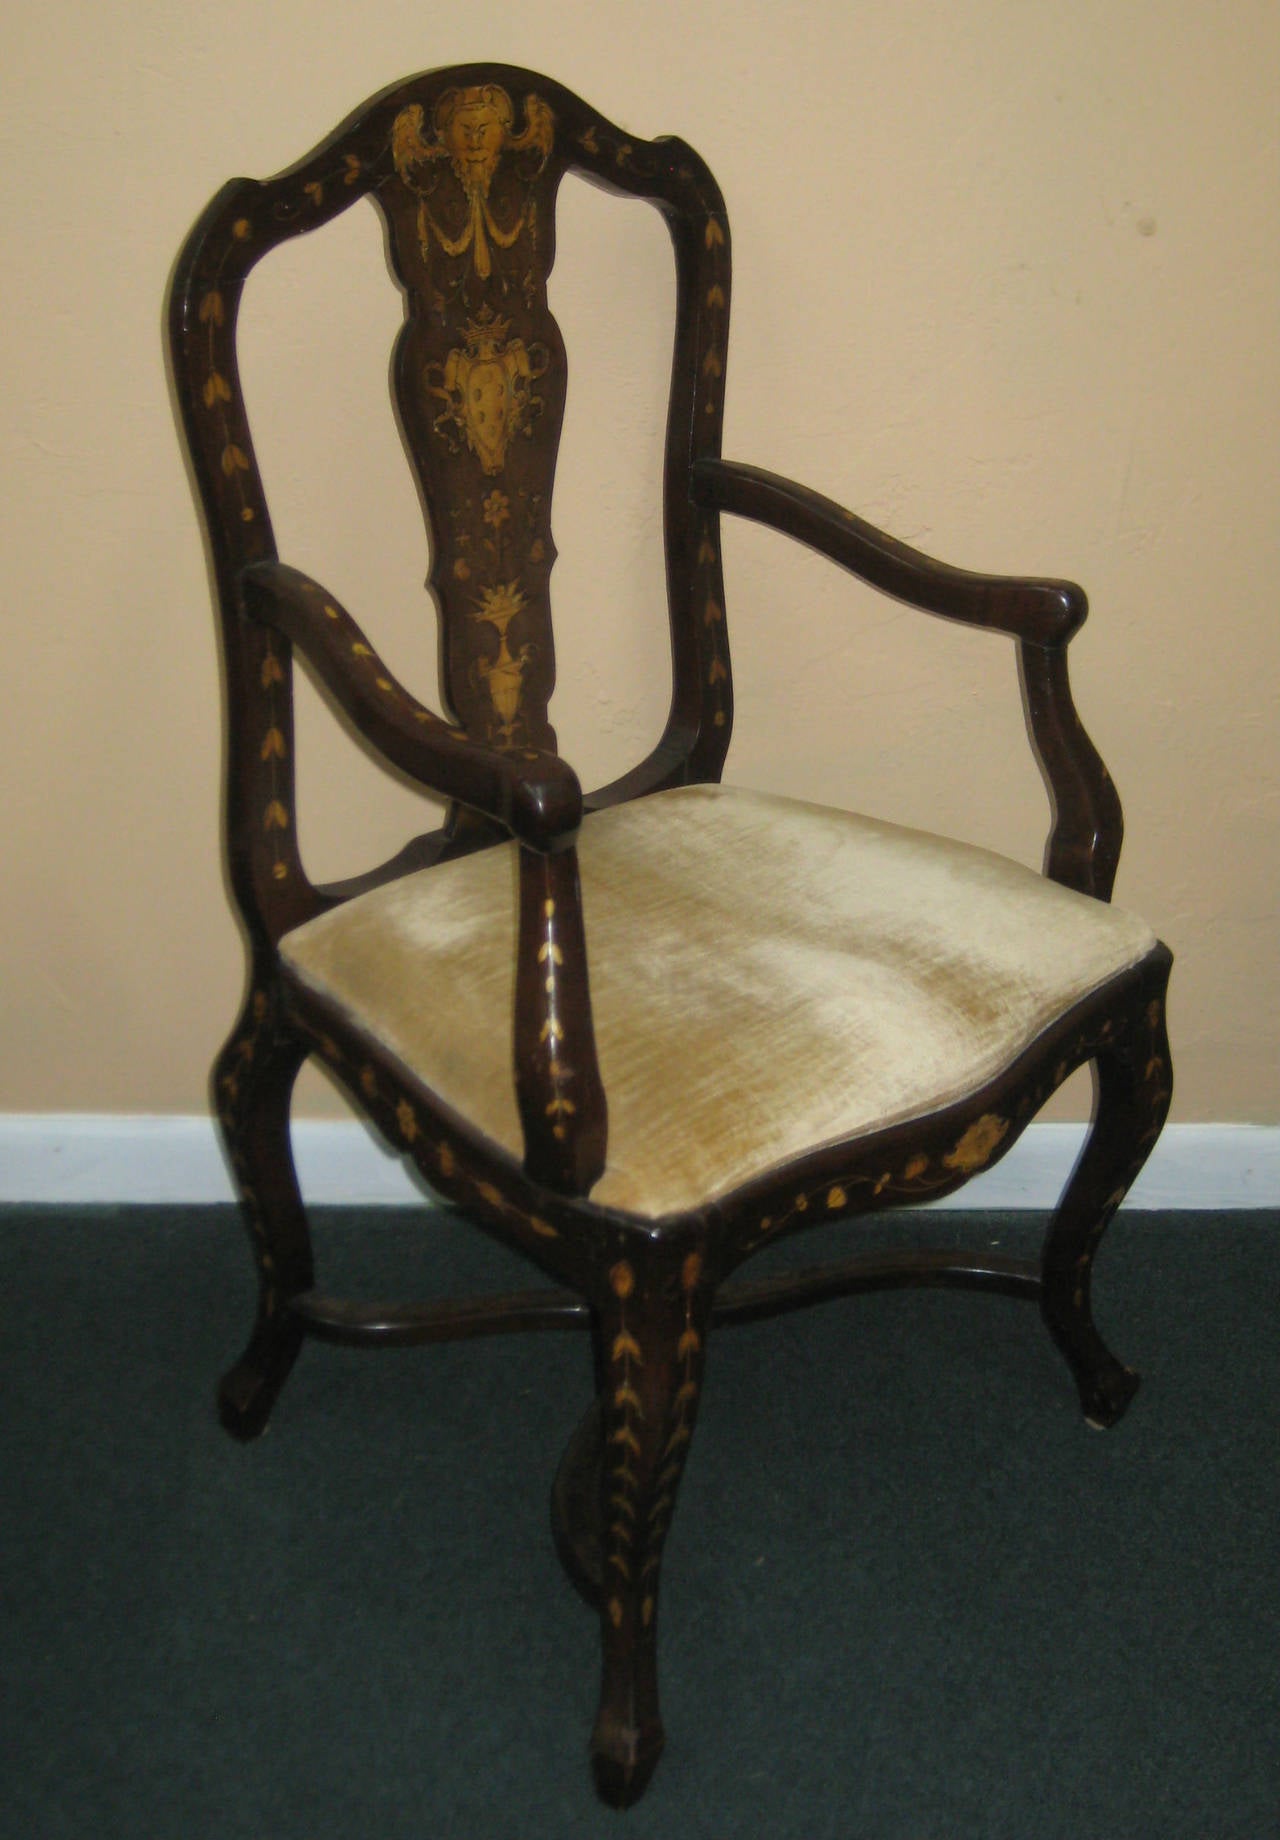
[169,67,734,931]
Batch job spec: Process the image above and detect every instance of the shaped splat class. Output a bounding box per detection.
[379,81,568,751]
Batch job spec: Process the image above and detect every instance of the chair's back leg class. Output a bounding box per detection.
[1040,971,1173,1427]
[588,1246,712,1808]
[212,985,314,1441]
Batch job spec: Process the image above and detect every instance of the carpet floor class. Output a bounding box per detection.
[1,1205,1276,1839]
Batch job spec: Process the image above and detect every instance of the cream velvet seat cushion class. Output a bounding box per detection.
[280,784,1157,1220]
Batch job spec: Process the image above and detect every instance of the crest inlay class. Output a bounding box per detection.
[426,307,548,475]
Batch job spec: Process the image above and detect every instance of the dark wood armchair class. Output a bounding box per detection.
[168,66,1172,1808]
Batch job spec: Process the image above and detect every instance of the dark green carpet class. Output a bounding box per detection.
[1,1205,1276,1838]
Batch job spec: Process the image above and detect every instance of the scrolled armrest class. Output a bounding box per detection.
[691,458,1086,644]
[240,560,581,852]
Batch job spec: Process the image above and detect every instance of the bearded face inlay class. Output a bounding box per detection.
[392,85,555,278]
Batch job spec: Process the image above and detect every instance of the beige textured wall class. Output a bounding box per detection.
[2,1,1276,1123]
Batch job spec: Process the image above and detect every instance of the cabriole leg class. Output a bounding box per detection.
[590,1249,710,1808]
[1041,989,1172,1427]
[212,987,313,1441]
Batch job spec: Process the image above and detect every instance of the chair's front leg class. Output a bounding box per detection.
[212,982,313,1440]
[590,1247,711,1807]
[1041,965,1172,1426]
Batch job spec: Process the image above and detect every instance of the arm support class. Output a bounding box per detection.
[241,560,582,853]
[691,458,1087,643]
[514,847,608,1194]
[692,458,1122,900]
[1018,640,1122,902]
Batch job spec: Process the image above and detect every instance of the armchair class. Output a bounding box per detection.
[168,66,1171,1807]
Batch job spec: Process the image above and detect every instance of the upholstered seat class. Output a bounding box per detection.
[170,64,1172,1808]
[282,783,1157,1219]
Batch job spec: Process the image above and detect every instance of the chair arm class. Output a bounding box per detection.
[690,458,1087,644]
[240,561,581,853]
[692,458,1122,900]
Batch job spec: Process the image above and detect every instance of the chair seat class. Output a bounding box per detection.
[280,784,1156,1219]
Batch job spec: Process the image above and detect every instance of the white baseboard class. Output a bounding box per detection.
[0,1116,1276,1210]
